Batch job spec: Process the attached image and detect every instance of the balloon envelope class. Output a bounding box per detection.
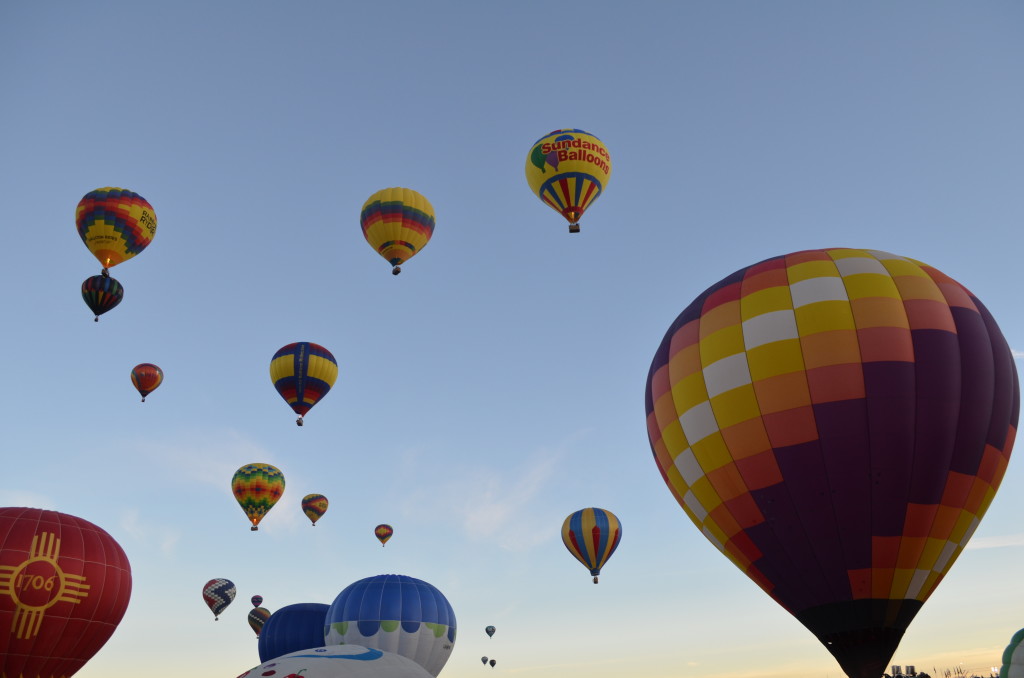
[324,574,456,677]
[360,187,435,274]
[81,274,123,320]
[561,507,622,582]
[302,494,329,526]
[240,645,433,678]
[270,342,338,425]
[248,606,271,636]
[231,464,285,530]
[374,524,394,546]
[76,187,156,270]
[251,595,263,608]
[130,363,163,401]
[203,578,236,619]
[258,602,330,663]
[485,625,495,638]
[1002,628,1024,678]
[524,129,611,232]
[645,248,1019,678]
[0,507,132,678]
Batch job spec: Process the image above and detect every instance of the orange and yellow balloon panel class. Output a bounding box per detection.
[645,248,1018,678]
[360,187,435,275]
[76,187,156,272]
[525,129,611,233]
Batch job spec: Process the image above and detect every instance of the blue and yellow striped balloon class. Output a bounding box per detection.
[561,507,622,583]
[269,342,338,426]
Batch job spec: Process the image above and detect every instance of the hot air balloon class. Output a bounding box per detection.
[257,602,330,663]
[270,342,338,426]
[360,187,435,275]
[241,645,434,678]
[0,507,132,678]
[1001,628,1024,678]
[81,274,123,321]
[481,657,488,666]
[203,578,236,620]
[76,187,157,274]
[374,523,394,546]
[561,507,622,583]
[302,494,329,526]
[645,248,1019,678]
[485,626,495,638]
[131,363,163,402]
[251,595,263,608]
[248,606,271,637]
[324,574,457,677]
[524,129,611,233]
[489,659,496,668]
[232,463,285,531]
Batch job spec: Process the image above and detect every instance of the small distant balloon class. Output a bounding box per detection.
[81,274,123,321]
[203,578,236,620]
[489,659,496,668]
[374,523,393,546]
[76,187,157,273]
[248,606,271,637]
[485,625,495,638]
[302,493,329,526]
[481,657,488,666]
[232,463,285,531]
[130,363,163,402]
[251,595,263,608]
[270,342,338,426]
[562,507,622,584]
[360,187,435,275]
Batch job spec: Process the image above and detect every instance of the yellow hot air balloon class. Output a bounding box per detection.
[525,129,611,233]
[76,187,157,273]
[360,187,435,275]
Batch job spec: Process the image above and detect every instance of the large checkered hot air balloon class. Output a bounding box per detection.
[270,342,338,426]
[0,508,132,678]
[360,188,435,276]
[525,129,611,234]
[645,248,1019,678]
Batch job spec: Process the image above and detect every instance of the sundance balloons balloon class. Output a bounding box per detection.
[232,464,285,531]
[257,602,329,663]
[203,578,236,620]
[76,187,156,273]
[561,507,622,583]
[81,274,123,321]
[130,363,163,402]
[525,129,611,233]
[240,645,433,678]
[374,523,394,546]
[270,342,338,426]
[324,574,457,677]
[1002,628,1024,678]
[301,494,329,526]
[0,507,132,678]
[360,187,435,275]
[249,606,271,637]
[645,248,1019,678]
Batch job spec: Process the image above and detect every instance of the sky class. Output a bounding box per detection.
[1,2,1023,677]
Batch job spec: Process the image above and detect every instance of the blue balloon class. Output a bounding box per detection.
[257,603,330,663]
[324,574,457,677]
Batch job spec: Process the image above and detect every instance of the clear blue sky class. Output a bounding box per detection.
[1,2,1022,677]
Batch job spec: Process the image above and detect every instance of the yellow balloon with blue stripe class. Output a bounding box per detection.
[561,507,622,584]
[525,129,611,233]
[269,342,338,426]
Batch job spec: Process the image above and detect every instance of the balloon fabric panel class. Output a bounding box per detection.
[75,187,156,270]
[0,508,133,678]
[645,248,1019,678]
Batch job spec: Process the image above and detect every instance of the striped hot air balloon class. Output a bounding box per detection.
[269,342,338,426]
[360,187,435,275]
[561,507,622,584]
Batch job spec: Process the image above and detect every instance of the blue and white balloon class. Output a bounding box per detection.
[238,645,432,678]
[323,574,456,677]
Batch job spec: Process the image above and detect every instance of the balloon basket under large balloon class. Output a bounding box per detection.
[296,417,304,426]
[250,525,258,531]
[568,222,580,233]
[592,576,599,584]
[392,265,401,275]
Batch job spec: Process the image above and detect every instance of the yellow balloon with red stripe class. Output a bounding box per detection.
[360,187,435,275]
[525,129,611,233]
[76,187,157,270]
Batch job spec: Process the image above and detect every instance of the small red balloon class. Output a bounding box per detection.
[131,363,164,402]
